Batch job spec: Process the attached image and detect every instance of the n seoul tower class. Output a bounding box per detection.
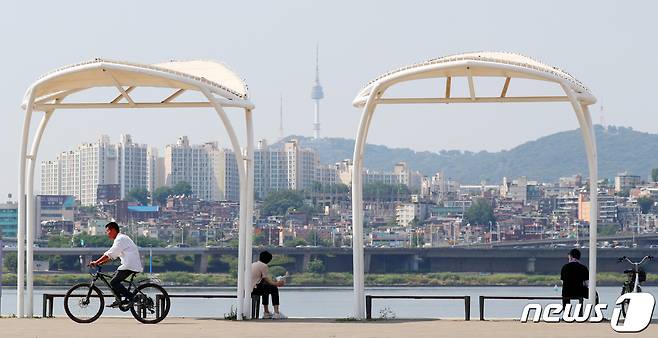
[310,44,324,139]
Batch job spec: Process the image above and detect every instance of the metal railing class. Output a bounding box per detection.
[43,292,569,321]
[478,296,562,320]
[43,293,260,319]
[365,295,471,320]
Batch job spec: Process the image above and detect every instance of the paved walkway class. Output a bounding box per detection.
[1,317,656,338]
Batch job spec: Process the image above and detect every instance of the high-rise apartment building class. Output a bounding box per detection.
[41,160,60,195]
[253,139,320,200]
[78,135,116,204]
[283,139,319,190]
[254,140,271,200]
[40,135,155,205]
[164,136,238,202]
[335,159,423,192]
[316,164,339,187]
[117,134,153,198]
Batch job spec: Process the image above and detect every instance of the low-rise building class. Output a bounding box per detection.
[615,172,642,193]
[395,202,428,227]
[0,202,18,238]
[369,229,409,247]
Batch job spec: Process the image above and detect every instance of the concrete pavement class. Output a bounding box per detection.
[0,317,656,338]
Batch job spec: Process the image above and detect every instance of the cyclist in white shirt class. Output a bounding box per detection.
[89,222,143,308]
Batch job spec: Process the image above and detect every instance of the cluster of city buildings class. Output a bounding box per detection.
[1,134,656,249]
[0,135,421,241]
[39,134,423,204]
[377,172,658,247]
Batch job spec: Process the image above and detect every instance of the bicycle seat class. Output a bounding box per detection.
[623,269,635,274]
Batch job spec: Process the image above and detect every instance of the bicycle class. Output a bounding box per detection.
[63,265,171,324]
[618,255,654,318]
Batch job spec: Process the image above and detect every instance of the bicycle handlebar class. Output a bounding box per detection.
[88,265,102,276]
[617,255,653,265]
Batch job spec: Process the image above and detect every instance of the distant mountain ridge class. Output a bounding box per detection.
[273,126,658,183]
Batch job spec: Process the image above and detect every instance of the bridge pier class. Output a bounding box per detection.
[10,246,658,275]
[194,254,209,273]
[140,253,147,272]
[526,257,536,273]
[80,255,93,272]
[410,254,420,272]
[292,253,313,272]
[303,253,311,271]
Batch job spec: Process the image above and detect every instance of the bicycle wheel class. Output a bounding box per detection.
[130,282,170,324]
[64,283,104,323]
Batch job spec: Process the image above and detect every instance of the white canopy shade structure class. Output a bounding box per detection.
[17,59,256,319]
[351,52,598,319]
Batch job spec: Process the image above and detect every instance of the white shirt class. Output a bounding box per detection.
[104,233,143,272]
[251,261,269,290]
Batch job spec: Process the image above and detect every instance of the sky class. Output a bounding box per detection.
[0,0,656,197]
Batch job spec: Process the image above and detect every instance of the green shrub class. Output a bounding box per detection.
[306,259,325,273]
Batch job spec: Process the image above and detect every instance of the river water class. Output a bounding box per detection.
[1,286,656,319]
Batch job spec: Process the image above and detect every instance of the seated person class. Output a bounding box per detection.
[560,248,589,315]
[251,251,286,319]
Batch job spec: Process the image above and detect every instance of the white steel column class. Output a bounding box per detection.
[25,110,54,317]
[202,89,249,320]
[17,90,35,318]
[562,84,598,305]
[351,85,380,319]
[582,104,598,304]
[243,108,255,316]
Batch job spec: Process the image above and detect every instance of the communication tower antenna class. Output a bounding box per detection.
[279,95,284,140]
[310,44,324,139]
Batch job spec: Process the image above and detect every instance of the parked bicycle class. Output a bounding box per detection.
[64,266,171,324]
[618,255,654,318]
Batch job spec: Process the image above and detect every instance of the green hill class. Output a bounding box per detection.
[275,125,658,183]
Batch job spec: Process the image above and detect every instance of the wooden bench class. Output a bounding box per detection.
[365,295,471,320]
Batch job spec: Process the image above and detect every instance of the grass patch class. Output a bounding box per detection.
[2,272,655,287]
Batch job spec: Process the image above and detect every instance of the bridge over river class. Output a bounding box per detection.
[3,245,657,274]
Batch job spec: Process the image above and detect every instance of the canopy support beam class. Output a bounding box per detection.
[351,84,382,319]
[467,69,476,101]
[110,86,135,103]
[16,89,35,318]
[562,84,598,306]
[162,89,186,103]
[377,96,570,104]
[501,77,511,97]
[201,89,252,320]
[106,72,135,106]
[243,109,255,315]
[34,89,83,105]
[25,109,54,317]
[34,100,248,110]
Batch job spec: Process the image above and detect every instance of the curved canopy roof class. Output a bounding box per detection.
[25,58,250,106]
[354,52,595,106]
